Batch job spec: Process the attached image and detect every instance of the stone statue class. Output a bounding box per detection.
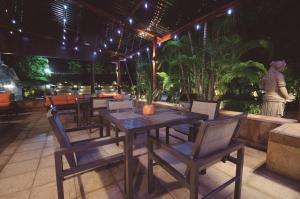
[261,60,295,117]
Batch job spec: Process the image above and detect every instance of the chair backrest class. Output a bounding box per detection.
[47,109,76,167]
[192,114,244,158]
[191,101,219,120]
[107,99,134,110]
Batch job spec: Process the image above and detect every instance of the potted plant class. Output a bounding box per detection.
[143,84,159,115]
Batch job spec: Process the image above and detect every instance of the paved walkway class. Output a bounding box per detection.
[0,111,299,199]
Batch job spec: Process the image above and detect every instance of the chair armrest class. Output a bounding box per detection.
[196,142,244,169]
[149,137,194,167]
[55,136,124,155]
[65,124,104,132]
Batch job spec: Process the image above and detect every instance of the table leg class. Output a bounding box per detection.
[125,133,134,199]
[99,116,104,137]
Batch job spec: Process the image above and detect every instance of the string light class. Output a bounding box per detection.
[98,49,102,53]
[104,43,107,48]
[5,9,8,13]
[9,31,13,35]
[117,29,121,34]
[195,24,200,30]
[63,29,66,33]
[173,35,178,40]
[130,55,133,59]
[158,43,161,47]
[63,18,66,23]
[11,19,16,24]
[128,18,133,24]
[146,47,150,52]
[18,28,22,33]
[227,8,233,15]
[74,46,79,51]
[144,2,148,9]
[62,41,66,45]
[109,38,113,42]
[137,51,140,56]
[64,5,67,10]
[93,51,97,56]
[63,35,66,40]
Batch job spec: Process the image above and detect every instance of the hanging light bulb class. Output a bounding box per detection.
[63,29,66,33]
[98,49,102,53]
[137,52,141,56]
[11,19,16,24]
[9,31,13,35]
[63,35,66,40]
[63,18,66,23]
[5,9,8,13]
[18,28,22,33]
[74,46,79,51]
[128,18,133,24]
[144,2,148,9]
[195,24,201,30]
[103,43,107,48]
[227,8,233,15]
[62,41,66,45]
[109,38,113,42]
[117,29,121,34]
[64,5,67,10]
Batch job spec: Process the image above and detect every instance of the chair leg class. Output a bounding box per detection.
[190,165,199,199]
[156,128,159,139]
[54,152,64,199]
[234,147,244,199]
[147,138,154,193]
[115,129,119,146]
[166,127,170,144]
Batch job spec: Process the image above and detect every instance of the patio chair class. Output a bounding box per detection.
[148,114,245,199]
[107,99,134,145]
[166,100,220,143]
[48,109,125,199]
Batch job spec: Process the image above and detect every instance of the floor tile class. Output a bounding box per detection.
[0,158,39,178]
[0,172,35,196]
[8,149,42,164]
[33,166,56,187]
[0,189,31,199]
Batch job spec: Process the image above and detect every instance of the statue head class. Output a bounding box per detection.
[270,60,286,72]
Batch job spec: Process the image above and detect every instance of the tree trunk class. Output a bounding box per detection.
[188,31,202,100]
[202,22,208,100]
[179,63,191,103]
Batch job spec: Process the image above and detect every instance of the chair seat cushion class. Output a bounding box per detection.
[154,142,193,175]
[172,124,193,135]
[75,140,123,165]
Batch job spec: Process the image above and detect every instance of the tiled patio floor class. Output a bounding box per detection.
[0,111,299,199]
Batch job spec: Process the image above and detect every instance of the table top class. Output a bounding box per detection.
[98,108,208,133]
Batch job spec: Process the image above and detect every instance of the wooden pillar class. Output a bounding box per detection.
[298,102,300,122]
[91,62,95,94]
[152,37,157,90]
[116,61,121,94]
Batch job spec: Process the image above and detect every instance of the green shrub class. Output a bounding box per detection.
[222,100,262,114]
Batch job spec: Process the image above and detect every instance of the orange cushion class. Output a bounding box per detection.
[0,102,11,107]
[0,92,12,103]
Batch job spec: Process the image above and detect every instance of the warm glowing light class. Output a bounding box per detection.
[9,31,13,35]
[98,49,102,52]
[18,28,22,33]
[5,9,8,13]
[63,35,66,40]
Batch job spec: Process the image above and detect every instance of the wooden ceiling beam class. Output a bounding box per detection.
[67,0,159,39]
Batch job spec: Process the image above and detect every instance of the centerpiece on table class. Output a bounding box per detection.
[143,83,159,115]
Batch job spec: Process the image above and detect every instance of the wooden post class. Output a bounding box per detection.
[152,37,157,90]
[298,102,300,122]
[116,61,121,94]
[91,62,95,94]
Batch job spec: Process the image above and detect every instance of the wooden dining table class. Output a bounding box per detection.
[98,107,208,199]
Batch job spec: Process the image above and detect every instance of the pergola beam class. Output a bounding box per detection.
[67,0,159,39]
